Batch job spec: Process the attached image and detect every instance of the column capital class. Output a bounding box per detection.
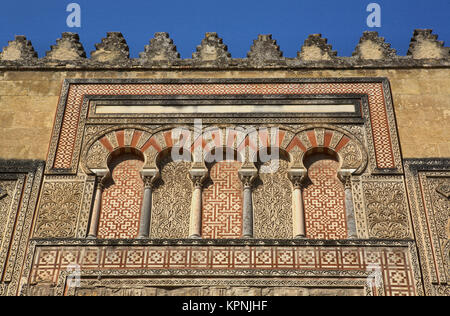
[141,169,160,190]
[338,170,353,189]
[288,169,307,189]
[190,168,208,189]
[238,169,258,189]
[92,169,109,189]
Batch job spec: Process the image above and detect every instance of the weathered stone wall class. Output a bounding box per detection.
[0,30,449,160]
[0,67,448,160]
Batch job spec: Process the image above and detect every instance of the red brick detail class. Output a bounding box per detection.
[277,130,286,147]
[307,130,318,147]
[286,137,307,153]
[115,130,125,147]
[202,161,243,239]
[226,130,238,148]
[258,130,270,148]
[31,245,417,296]
[53,82,395,170]
[99,137,114,153]
[141,137,162,153]
[335,136,350,153]
[97,154,144,239]
[191,136,207,152]
[237,136,258,152]
[164,131,173,148]
[303,158,347,240]
[323,131,333,148]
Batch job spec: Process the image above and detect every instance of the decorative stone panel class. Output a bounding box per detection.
[0,160,44,296]
[34,180,84,238]
[48,79,402,175]
[303,157,347,239]
[151,158,192,239]
[97,154,145,239]
[363,181,411,240]
[202,161,243,239]
[404,159,450,296]
[253,159,293,239]
[25,240,421,297]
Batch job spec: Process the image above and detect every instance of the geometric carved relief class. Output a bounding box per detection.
[202,161,243,239]
[303,156,347,240]
[363,182,411,239]
[253,159,293,239]
[34,182,84,238]
[151,157,192,239]
[28,242,418,296]
[49,80,399,174]
[97,154,144,239]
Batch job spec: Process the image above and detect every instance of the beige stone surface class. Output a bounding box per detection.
[0,68,448,160]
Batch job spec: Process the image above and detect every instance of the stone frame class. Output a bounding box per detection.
[21,238,422,296]
[0,160,44,296]
[404,159,450,296]
[45,78,403,175]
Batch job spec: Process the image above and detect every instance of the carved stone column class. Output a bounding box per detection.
[239,169,258,239]
[87,170,108,239]
[289,169,307,239]
[340,171,358,239]
[189,169,208,239]
[137,170,159,239]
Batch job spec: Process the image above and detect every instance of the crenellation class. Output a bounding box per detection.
[352,31,397,60]
[139,32,181,65]
[0,30,449,69]
[407,29,450,59]
[192,32,231,65]
[247,34,284,67]
[91,32,130,64]
[0,36,38,63]
[44,32,86,62]
[298,34,337,61]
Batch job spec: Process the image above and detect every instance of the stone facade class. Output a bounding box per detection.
[0,30,448,296]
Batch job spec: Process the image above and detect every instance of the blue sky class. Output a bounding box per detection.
[1,0,449,58]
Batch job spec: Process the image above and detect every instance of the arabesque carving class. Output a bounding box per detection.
[253,159,293,239]
[151,157,192,239]
[364,182,410,239]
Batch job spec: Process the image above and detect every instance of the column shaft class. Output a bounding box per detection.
[87,182,104,239]
[242,185,254,238]
[344,179,358,239]
[189,185,203,238]
[138,186,153,239]
[292,186,306,238]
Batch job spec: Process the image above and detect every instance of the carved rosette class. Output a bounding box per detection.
[340,142,363,170]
